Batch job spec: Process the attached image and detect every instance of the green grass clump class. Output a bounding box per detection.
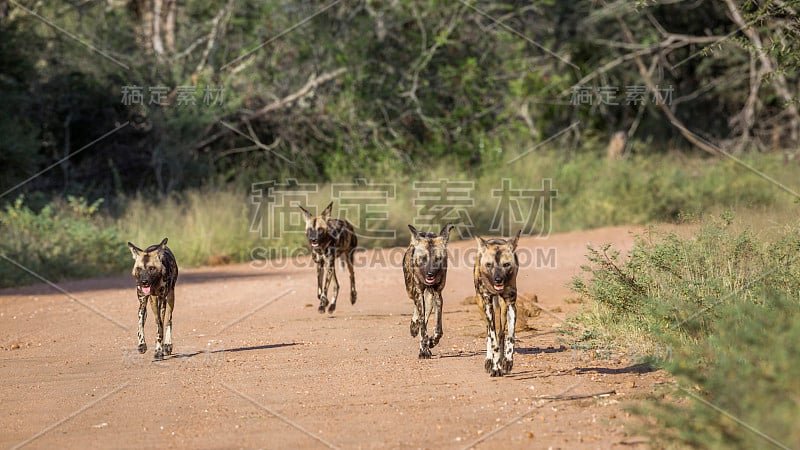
[640,293,800,449]
[118,189,265,267]
[0,196,128,287]
[570,213,800,448]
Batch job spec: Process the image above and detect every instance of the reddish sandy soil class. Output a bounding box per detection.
[1,226,670,449]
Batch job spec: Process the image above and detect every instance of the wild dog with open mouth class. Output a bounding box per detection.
[474,230,521,376]
[403,224,454,359]
[128,238,178,360]
[299,201,358,314]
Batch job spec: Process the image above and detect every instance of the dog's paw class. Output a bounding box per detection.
[410,320,420,337]
[418,347,432,359]
[154,350,164,361]
[327,302,336,314]
[489,367,504,377]
[138,343,147,354]
[501,357,513,374]
[350,291,357,305]
[318,296,329,314]
[484,359,493,373]
[163,344,173,355]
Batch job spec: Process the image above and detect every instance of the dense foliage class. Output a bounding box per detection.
[571,216,800,448]
[1,0,798,202]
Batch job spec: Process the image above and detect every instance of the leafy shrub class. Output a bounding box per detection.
[639,292,800,449]
[0,196,128,287]
[571,215,800,448]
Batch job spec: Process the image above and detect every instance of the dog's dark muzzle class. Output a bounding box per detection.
[422,267,443,286]
[491,271,508,292]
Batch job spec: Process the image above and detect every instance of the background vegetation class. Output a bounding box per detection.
[1,0,798,278]
[2,151,797,286]
[569,212,800,448]
[2,1,798,196]
[1,1,798,261]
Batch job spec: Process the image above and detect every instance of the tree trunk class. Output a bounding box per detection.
[152,0,165,57]
[164,0,176,53]
[130,0,154,56]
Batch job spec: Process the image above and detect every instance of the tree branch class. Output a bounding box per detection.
[193,68,347,150]
[196,0,233,73]
[616,18,722,157]
[245,67,347,121]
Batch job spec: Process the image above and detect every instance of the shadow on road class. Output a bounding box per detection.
[438,350,482,359]
[213,343,300,354]
[515,345,568,355]
[575,364,657,375]
[166,342,299,360]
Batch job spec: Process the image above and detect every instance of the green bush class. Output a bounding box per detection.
[0,196,128,287]
[639,292,800,449]
[570,215,800,448]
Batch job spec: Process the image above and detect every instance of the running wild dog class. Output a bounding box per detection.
[299,201,358,314]
[403,224,454,358]
[474,231,521,376]
[128,238,178,360]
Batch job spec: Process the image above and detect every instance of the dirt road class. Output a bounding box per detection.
[1,226,666,449]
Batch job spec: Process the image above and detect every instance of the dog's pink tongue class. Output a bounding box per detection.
[142,286,151,295]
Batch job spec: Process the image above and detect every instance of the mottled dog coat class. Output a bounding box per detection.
[403,224,454,359]
[474,231,521,376]
[128,238,178,360]
[299,201,358,314]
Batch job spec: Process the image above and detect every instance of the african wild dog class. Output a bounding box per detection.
[403,224,454,359]
[299,201,358,314]
[474,230,521,376]
[128,238,178,360]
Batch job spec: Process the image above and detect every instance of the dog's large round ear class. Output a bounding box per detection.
[440,223,455,241]
[127,242,142,260]
[321,201,334,218]
[298,205,313,220]
[157,238,169,257]
[474,235,487,250]
[407,224,420,242]
[509,230,522,251]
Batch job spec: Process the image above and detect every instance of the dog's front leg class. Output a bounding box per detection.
[502,300,516,374]
[418,289,434,359]
[137,294,148,353]
[315,257,324,303]
[163,290,175,355]
[410,296,421,338]
[150,295,165,360]
[318,256,334,314]
[327,260,339,314]
[429,292,444,348]
[482,295,503,376]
